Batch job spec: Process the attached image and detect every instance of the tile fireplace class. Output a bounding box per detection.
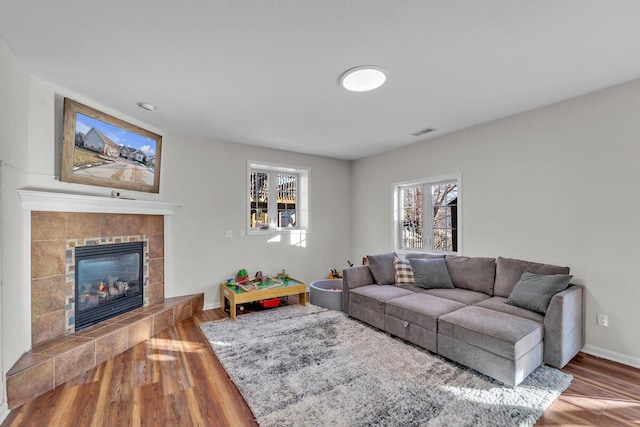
[30,211,163,345]
[9,190,185,409]
[19,190,180,351]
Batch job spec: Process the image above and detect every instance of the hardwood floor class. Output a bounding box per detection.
[2,309,257,427]
[3,301,640,426]
[537,352,640,426]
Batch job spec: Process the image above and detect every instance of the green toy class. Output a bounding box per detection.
[237,269,248,284]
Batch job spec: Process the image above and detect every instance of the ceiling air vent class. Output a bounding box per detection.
[411,127,437,137]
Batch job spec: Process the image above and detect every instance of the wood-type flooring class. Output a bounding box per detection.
[3,298,640,426]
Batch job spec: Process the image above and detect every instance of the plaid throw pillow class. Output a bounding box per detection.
[393,257,414,285]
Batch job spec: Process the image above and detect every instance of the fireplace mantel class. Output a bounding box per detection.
[18,189,182,215]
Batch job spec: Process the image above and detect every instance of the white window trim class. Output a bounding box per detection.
[247,160,310,235]
[391,173,462,255]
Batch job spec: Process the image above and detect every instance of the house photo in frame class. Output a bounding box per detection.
[61,98,163,193]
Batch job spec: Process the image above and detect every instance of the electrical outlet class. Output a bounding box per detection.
[240,229,245,238]
[224,230,233,238]
[597,313,609,327]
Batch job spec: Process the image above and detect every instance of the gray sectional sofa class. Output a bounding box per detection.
[342,254,585,386]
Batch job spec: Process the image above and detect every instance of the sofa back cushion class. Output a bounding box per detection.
[408,258,455,290]
[367,252,397,285]
[444,255,496,296]
[494,256,570,297]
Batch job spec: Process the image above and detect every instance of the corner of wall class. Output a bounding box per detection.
[1,36,31,412]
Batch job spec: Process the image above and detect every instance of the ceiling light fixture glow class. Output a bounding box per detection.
[340,66,386,92]
[137,101,156,111]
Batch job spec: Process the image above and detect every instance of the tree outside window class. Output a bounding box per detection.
[397,179,459,252]
[248,162,309,234]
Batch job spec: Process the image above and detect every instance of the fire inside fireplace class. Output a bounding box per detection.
[74,241,144,330]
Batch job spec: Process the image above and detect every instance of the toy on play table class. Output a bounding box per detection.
[277,269,289,282]
[237,268,249,284]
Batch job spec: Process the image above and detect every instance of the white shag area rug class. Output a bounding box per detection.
[200,304,572,427]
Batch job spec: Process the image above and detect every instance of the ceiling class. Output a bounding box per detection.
[2,1,640,160]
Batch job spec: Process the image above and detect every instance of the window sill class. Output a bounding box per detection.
[395,249,458,257]
[247,228,309,236]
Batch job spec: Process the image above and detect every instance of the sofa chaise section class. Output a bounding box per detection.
[438,305,543,386]
[492,256,585,369]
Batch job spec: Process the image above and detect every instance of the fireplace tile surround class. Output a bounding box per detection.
[31,211,165,346]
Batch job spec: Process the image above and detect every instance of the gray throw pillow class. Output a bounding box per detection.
[367,252,397,285]
[506,271,573,314]
[408,258,454,290]
[494,256,570,298]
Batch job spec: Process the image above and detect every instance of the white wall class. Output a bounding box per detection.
[0,37,352,418]
[162,134,352,305]
[0,38,29,421]
[352,78,640,367]
[22,76,352,309]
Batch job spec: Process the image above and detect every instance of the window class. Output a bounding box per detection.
[248,161,309,234]
[394,176,459,253]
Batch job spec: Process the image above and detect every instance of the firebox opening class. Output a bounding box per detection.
[74,241,144,330]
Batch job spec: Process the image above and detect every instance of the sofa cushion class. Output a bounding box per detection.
[422,288,489,305]
[386,293,465,332]
[393,257,414,285]
[494,256,570,298]
[350,285,413,313]
[409,258,454,290]
[438,306,543,361]
[474,297,544,324]
[397,284,426,293]
[367,253,397,285]
[444,256,496,296]
[506,272,573,314]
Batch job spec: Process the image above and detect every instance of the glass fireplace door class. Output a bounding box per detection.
[75,242,144,329]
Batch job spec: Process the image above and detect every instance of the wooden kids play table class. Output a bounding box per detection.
[220,276,307,320]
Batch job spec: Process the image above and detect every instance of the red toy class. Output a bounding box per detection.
[259,298,281,308]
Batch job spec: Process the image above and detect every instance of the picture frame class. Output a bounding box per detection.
[61,98,163,193]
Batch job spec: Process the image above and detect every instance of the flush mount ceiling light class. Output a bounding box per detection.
[340,66,386,92]
[136,101,156,111]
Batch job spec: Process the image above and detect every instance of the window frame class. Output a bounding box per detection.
[247,161,310,235]
[392,174,461,255]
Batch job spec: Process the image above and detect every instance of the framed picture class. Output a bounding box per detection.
[61,98,162,193]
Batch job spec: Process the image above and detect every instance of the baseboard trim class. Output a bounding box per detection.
[203,302,221,311]
[582,345,640,370]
